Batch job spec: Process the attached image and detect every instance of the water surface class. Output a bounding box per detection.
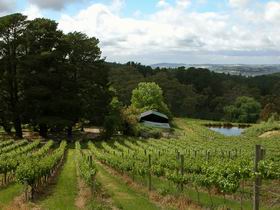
[208,126,244,136]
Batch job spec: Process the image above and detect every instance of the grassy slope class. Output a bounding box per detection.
[243,121,280,137]
[96,162,160,210]
[0,184,23,208]
[39,149,78,210]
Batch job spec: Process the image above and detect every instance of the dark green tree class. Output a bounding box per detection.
[63,32,111,127]
[224,96,261,123]
[0,13,28,138]
[21,18,67,138]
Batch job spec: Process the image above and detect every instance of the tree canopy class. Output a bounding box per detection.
[107,62,280,123]
[224,96,261,123]
[0,13,111,138]
[131,82,171,117]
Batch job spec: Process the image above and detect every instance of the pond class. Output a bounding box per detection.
[208,126,245,136]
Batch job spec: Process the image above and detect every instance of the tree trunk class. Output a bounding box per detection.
[80,124,84,132]
[2,122,12,134]
[39,124,47,138]
[14,116,22,138]
[67,126,73,141]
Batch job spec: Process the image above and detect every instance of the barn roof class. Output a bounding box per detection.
[139,110,168,120]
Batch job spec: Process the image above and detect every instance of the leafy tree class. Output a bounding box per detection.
[0,13,28,138]
[260,103,278,121]
[103,97,123,139]
[131,82,171,117]
[62,32,111,129]
[224,96,261,123]
[21,18,65,137]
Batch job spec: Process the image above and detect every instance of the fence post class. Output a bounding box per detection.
[253,145,262,210]
[207,151,210,162]
[261,149,266,159]
[24,179,28,201]
[148,154,152,191]
[89,156,93,167]
[180,154,184,192]
[176,151,180,175]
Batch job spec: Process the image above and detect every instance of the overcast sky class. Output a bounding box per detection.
[1,0,280,64]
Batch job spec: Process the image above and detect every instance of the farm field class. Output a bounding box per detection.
[0,118,279,210]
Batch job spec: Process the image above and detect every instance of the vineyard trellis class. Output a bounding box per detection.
[88,135,280,209]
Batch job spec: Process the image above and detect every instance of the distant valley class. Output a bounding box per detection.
[150,63,280,77]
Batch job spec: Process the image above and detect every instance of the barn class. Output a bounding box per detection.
[139,110,170,129]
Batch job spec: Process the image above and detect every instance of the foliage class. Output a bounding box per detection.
[224,96,261,123]
[0,13,28,138]
[89,136,279,198]
[0,140,42,184]
[260,103,279,121]
[121,106,141,135]
[88,118,280,204]
[75,142,97,186]
[108,63,280,122]
[131,82,171,118]
[103,97,124,139]
[133,124,163,139]
[16,141,67,186]
[0,13,111,138]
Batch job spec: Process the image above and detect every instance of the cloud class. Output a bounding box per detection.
[28,0,78,10]
[58,0,280,64]
[22,4,42,20]
[157,0,170,8]
[265,1,280,23]
[176,0,191,8]
[110,0,125,13]
[229,0,251,8]
[0,0,16,12]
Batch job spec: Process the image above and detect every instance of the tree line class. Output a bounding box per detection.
[108,62,280,123]
[0,13,111,138]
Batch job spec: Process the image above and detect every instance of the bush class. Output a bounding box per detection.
[133,124,167,139]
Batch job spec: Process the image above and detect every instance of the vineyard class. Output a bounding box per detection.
[88,119,280,209]
[0,118,279,210]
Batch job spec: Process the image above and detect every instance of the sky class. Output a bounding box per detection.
[1,0,280,64]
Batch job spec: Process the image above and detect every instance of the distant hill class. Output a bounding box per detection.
[150,63,186,69]
[150,63,280,77]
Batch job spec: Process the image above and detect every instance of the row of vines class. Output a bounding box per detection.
[88,133,280,209]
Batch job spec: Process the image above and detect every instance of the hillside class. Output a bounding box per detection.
[1,119,279,210]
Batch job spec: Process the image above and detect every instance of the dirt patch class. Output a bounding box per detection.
[75,177,91,209]
[76,159,117,210]
[259,130,280,138]
[3,193,41,210]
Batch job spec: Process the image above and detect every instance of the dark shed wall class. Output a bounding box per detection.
[140,114,169,123]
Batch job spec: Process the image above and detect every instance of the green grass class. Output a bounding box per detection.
[96,162,160,210]
[0,183,23,208]
[243,121,280,137]
[39,149,78,210]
